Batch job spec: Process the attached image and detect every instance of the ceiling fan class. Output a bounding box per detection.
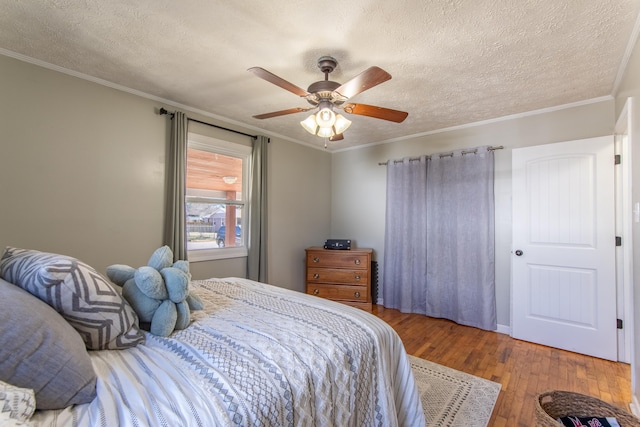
[248,56,408,141]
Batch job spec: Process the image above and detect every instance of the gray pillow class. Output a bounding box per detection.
[0,278,97,409]
[0,247,145,350]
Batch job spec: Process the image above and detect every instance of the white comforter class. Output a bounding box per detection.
[31,278,424,427]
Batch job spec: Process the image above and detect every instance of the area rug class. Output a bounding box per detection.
[409,355,501,427]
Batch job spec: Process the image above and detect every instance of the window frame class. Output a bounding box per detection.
[186,132,252,262]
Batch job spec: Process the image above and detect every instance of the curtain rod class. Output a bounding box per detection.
[159,108,258,140]
[378,145,504,166]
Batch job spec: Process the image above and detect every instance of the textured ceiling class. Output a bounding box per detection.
[1,0,639,151]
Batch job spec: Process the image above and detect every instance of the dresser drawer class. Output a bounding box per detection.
[306,251,369,269]
[307,268,368,285]
[306,284,369,303]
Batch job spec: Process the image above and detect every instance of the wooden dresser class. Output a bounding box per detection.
[305,247,373,310]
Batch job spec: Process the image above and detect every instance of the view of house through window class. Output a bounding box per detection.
[185,134,250,260]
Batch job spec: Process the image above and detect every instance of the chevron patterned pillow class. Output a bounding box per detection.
[0,247,145,350]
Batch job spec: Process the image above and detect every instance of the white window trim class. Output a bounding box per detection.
[189,245,247,262]
[186,132,252,262]
[188,133,252,159]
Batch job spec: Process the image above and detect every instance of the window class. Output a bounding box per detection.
[186,133,251,261]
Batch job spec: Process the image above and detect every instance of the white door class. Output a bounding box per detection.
[512,136,617,361]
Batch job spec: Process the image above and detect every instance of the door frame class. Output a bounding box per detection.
[615,98,634,365]
[615,98,638,418]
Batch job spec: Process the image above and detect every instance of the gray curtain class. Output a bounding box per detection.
[382,147,496,330]
[247,136,268,282]
[163,111,188,261]
[382,156,429,313]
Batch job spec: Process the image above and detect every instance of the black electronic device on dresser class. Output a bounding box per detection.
[323,239,351,250]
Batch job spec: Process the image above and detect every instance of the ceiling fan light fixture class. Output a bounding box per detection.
[300,108,341,138]
[316,126,334,138]
[333,114,351,134]
[315,107,336,127]
[300,114,318,135]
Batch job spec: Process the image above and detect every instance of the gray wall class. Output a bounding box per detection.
[0,54,331,292]
[330,101,615,329]
[266,137,331,290]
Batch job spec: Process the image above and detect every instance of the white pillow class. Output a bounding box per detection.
[0,380,35,424]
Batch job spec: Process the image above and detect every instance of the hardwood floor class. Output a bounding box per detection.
[372,305,632,426]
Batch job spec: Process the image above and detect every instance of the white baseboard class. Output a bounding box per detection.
[496,324,511,335]
[631,395,640,417]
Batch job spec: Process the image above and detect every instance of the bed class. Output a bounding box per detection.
[0,247,425,427]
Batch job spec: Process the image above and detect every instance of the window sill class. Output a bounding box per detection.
[188,246,248,262]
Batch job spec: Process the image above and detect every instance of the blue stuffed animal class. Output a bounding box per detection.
[106,246,203,337]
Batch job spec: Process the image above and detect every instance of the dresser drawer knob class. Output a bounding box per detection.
[354,275,361,281]
[313,273,319,279]
[313,257,320,263]
[354,259,361,265]
[354,291,361,298]
[313,288,319,295]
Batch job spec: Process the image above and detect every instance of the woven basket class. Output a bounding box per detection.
[535,390,640,427]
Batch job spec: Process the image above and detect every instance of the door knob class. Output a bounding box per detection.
[515,250,523,256]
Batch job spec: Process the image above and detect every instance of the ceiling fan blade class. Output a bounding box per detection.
[329,133,344,141]
[252,107,313,119]
[343,103,408,123]
[334,66,392,99]
[248,67,309,97]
